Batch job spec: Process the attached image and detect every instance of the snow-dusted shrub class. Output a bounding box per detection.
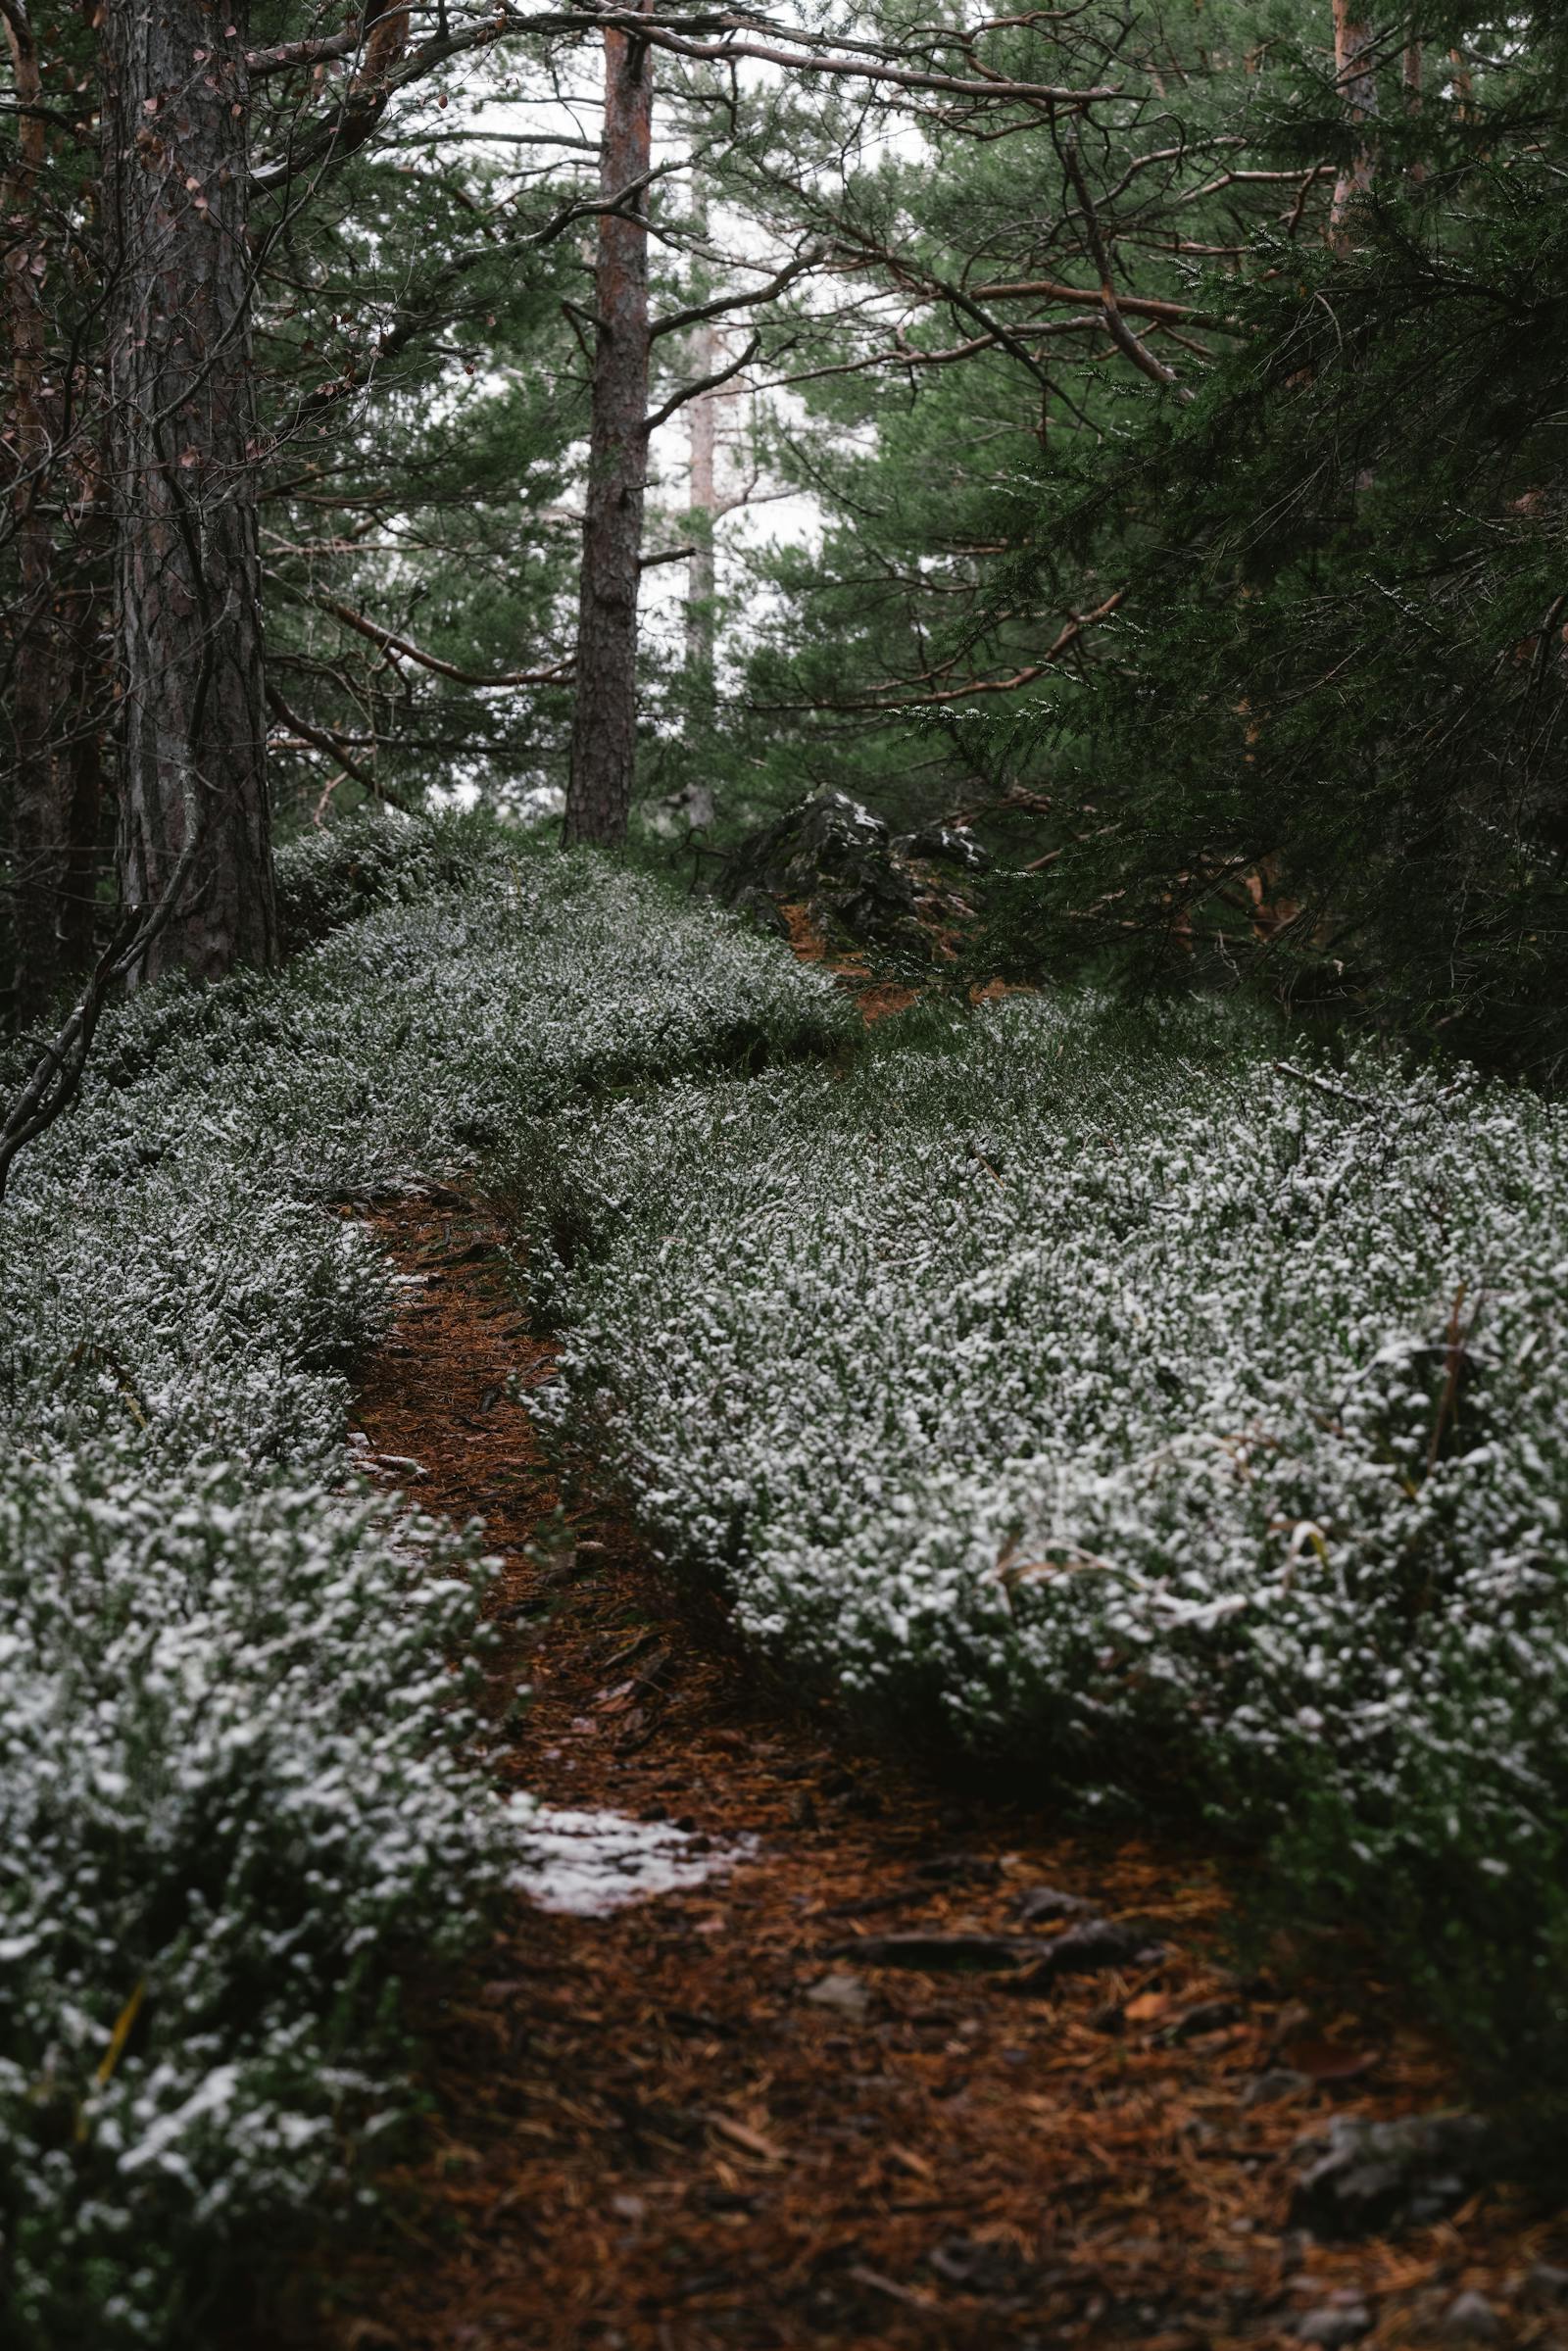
[0,1460,505,2348]
[0,837,849,2345]
[516,993,1568,2111]
[272,805,501,952]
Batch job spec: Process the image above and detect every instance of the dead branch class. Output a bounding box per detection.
[268,573,572,688]
[0,838,204,1206]
[265,683,418,809]
[643,331,760,435]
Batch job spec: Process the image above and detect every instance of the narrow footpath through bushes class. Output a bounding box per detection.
[292,1194,1568,2351]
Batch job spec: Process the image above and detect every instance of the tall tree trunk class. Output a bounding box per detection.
[564,0,654,848]
[1403,28,1425,185]
[1329,3,1378,246]
[57,433,114,970]
[102,0,276,982]
[2,0,65,1023]
[1402,36,1422,106]
[684,321,718,723]
[1447,47,1473,122]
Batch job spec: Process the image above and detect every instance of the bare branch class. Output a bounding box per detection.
[622,20,1118,108]
[753,590,1125,713]
[971,275,1240,332]
[643,331,760,436]
[265,683,418,809]
[269,574,571,688]
[652,247,819,341]
[1056,128,1195,401]
[0,839,205,1206]
[246,30,362,76]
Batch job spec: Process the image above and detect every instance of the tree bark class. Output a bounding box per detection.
[564,0,654,848]
[1329,3,1378,247]
[1446,47,1473,122]
[102,0,276,982]
[2,0,66,1023]
[1402,28,1425,185]
[684,321,718,721]
[1402,36,1421,107]
[57,438,114,972]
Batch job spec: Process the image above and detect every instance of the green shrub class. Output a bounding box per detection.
[272,808,504,954]
[513,993,1568,2125]
[0,841,850,2345]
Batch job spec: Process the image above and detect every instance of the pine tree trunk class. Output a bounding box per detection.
[1329,3,1378,246]
[3,0,65,1023]
[564,2,654,848]
[1403,30,1425,185]
[102,0,276,982]
[58,448,115,972]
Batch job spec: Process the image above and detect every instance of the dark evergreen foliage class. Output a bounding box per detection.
[993,12,1568,1072]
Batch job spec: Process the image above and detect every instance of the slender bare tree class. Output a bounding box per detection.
[564,0,656,846]
[684,320,719,715]
[1330,2,1378,244]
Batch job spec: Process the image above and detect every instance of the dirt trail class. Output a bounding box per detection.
[307,1198,1562,2351]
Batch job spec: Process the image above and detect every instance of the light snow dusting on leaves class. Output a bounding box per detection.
[511,991,1568,2096]
[0,816,849,2351]
[11,807,1568,2339]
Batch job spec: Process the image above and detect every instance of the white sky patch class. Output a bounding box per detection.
[509,1804,756,1915]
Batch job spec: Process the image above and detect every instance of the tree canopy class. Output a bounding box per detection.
[2,1,1565,1065]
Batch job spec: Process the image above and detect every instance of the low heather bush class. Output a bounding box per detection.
[271,805,501,952]
[512,993,1568,2120]
[0,819,849,2346]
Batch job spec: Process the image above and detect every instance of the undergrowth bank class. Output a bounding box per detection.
[0,817,848,2348]
[6,811,1567,2347]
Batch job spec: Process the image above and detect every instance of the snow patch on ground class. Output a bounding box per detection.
[510,1805,755,1916]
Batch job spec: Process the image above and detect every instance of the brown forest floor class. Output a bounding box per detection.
[282,1183,1568,2351]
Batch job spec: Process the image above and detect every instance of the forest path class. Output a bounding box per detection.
[312,1198,1554,2351]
